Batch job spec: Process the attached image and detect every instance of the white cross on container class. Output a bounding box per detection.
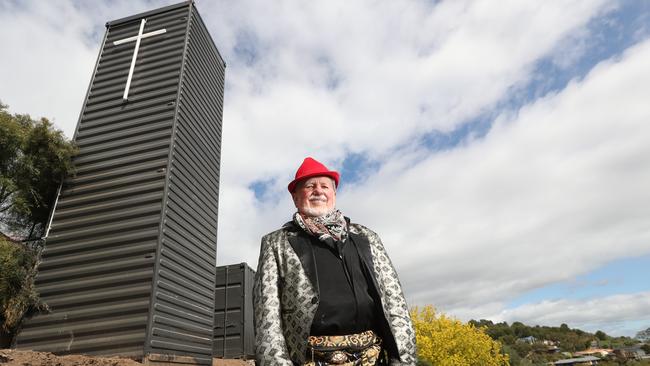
[113,18,166,101]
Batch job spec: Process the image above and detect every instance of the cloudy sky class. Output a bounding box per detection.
[1,0,649,337]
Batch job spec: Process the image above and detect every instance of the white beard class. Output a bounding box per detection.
[301,205,333,217]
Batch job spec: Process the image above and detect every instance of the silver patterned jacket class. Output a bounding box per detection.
[253,221,416,365]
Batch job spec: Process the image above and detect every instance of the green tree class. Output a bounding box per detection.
[501,344,524,366]
[0,102,76,239]
[0,237,47,347]
[0,102,74,346]
[412,305,510,366]
[595,330,608,341]
[512,322,530,338]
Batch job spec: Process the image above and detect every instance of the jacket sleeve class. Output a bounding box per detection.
[253,234,294,366]
[368,231,417,366]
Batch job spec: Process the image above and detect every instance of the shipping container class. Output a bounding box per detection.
[16,2,225,364]
[213,263,255,359]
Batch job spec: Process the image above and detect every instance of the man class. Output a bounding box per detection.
[253,157,416,365]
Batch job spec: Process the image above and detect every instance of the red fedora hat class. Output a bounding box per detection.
[288,157,340,192]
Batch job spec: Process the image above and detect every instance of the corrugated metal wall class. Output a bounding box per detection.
[214,264,255,360]
[16,3,225,364]
[145,4,225,365]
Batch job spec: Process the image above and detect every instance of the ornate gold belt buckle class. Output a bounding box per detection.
[328,350,349,364]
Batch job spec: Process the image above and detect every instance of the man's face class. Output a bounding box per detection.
[292,176,336,217]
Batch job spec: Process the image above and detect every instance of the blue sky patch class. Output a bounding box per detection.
[507,254,650,308]
[507,1,650,110]
[233,29,260,66]
[419,111,495,153]
[249,179,276,202]
[338,152,381,187]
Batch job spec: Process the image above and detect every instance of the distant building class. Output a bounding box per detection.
[554,356,600,365]
[517,336,561,353]
[614,346,647,360]
[545,345,561,353]
[542,343,560,353]
[574,349,613,358]
[518,336,537,344]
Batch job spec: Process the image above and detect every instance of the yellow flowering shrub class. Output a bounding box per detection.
[411,305,509,366]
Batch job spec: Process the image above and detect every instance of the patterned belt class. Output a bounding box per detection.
[304,330,383,366]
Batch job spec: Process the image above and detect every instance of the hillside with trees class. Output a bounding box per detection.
[470,319,650,365]
[409,307,650,365]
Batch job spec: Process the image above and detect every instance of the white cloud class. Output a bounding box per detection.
[205,0,613,177]
[342,36,650,319]
[0,2,96,134]
[491,292,650,336]
[213,2,650,337]
[212,0,616,270]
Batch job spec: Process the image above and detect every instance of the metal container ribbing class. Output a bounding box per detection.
[16,2,225,363]
[213,263,255,360]
[145,5,225,364]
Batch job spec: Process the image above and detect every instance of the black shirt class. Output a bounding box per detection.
[309,235,379,336]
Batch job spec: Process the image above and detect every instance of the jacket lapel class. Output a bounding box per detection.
[349,230,401,357]
[287,231,319,290]
[349,231,381,291]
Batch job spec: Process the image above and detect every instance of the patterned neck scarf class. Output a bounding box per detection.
[293,209,348,243]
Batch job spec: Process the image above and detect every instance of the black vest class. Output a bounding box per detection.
[285,222,400,359]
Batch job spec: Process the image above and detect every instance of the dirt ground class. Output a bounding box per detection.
[0,349,254,366]
[0,349,143,366]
